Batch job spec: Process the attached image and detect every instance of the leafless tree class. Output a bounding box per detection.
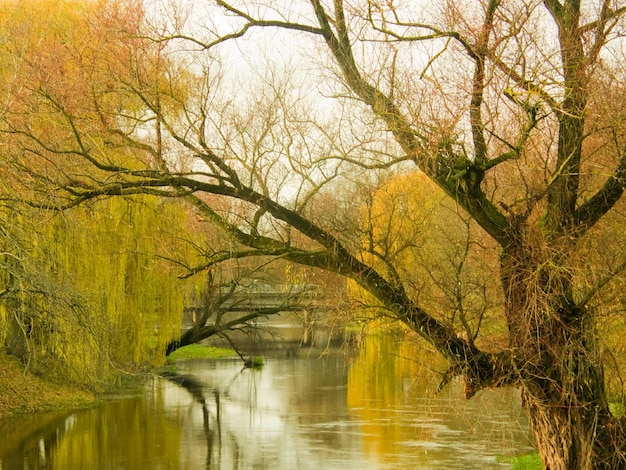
[167,266,318,358]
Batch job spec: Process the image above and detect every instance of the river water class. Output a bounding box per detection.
[0,336,535,469]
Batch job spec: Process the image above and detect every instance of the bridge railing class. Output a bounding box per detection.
[183,282,323,314]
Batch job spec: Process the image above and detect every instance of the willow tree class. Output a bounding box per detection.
[0,0,202,382]
[3,0,626,467]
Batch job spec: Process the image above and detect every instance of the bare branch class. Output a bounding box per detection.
[575,144,626,230]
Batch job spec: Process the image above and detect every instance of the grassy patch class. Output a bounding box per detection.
[246,356,264,368]
[167,344,237,362]
[497,452,542,470]
[0,353,95,418]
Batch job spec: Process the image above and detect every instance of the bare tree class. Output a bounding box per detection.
[4,0,626,467]
[167,266,317,357]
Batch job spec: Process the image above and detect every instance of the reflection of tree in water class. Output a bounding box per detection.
[0,366,266,469]
[1,351,533,469]
[161,366,260,469]
[0,410,75,469]
[161,370,218,468]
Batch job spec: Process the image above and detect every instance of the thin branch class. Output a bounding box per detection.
[469,0,501,166]
[483,92,543,171]
[579,5,626,34]
[578,258,626,308]
[179,249,291,279]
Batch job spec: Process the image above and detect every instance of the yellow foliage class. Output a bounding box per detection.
[0,304,7,345]
[354,171,503,339]
[0,0,208,387]
[34,197,199,373]
[0,0,188,182]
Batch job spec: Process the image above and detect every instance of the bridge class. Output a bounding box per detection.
[183,282,324,319]
[180,282,348,350]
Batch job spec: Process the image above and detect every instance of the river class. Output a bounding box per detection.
[0,335,535,469]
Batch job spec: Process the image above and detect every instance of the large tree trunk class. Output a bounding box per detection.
[501,241,626,469]
[523,388,624,469]
[519,323,621,469]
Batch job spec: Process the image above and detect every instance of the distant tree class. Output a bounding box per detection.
[3,1,626,467]
[357,172,501,349]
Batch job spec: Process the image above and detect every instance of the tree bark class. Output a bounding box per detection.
[501,240,626,469]
[523,390,625,470]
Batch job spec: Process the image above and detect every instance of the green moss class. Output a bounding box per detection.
[610,402,625,418]
[167,344,237,362]
[497,452,542,470]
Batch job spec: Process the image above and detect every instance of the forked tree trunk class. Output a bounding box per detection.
[500,242,626,469]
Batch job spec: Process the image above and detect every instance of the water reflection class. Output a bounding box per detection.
[347,334,534,468]
[0,337,534,469]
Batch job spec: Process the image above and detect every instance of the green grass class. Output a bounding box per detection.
[167,344,237,362]
[497,452,542,470]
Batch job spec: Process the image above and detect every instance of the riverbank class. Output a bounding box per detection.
[0,354,95,419]
[0,345,238,419]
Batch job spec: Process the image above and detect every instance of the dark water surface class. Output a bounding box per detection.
[0,339,535,469]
